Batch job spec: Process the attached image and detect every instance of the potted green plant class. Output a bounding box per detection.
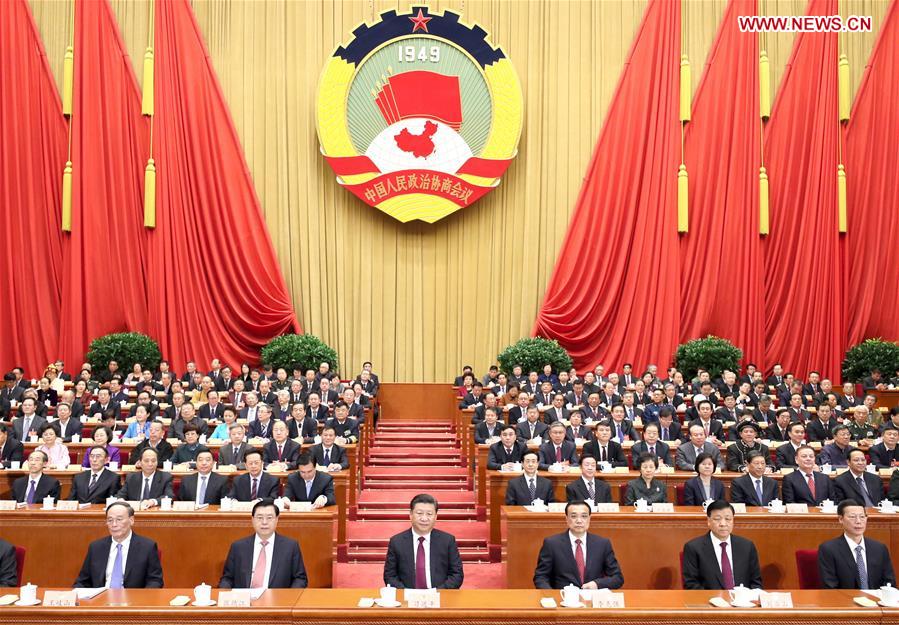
[497,337,573,375]
[86,332,162,373]
[842,339,899,383]
[674,336,743,380]
[261,333,339,375]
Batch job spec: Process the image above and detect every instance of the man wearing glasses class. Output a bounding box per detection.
[818,499,895,589]
[69,446,121,503]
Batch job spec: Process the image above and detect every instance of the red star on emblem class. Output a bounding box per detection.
[409,8,432,33]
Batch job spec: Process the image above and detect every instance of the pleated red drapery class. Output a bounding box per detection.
[846,0,899,344]
[58,0,150,369]
[0,0,66,374]
[532,0,682,374]
[147,0,300,371]
[762,0,846,381]
[679,0,765,367]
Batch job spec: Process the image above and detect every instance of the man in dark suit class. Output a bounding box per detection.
[228,449,280,501]
[69,446,121,504]
[53,403,83,442]
[869,426,899,469]
[682,499,763,589]
[565,456,612,503]
[0,372,24,405]
[219,498,307,588]
[116,448,174,509]
[688,400,725,442]
[74,502,164,588]
[308,426,350,471]
[533,500,623,589]
[11,398,46,442]
[730,451,779,506]
[282,453,335,507]
[473,409,504,444]
[564,412,594,443]
[487,427,527,470]
[515,405,549,443]
[506,451,554,505]
[177,450,230,506]
[247,404,276,440]
[537,423,578,470]
[325,403,359,444]
[12,450,61,503]
[218,424,251,468]
[807,404,840,443]
[775,422,808,469]
[0,424,24,469]
[834,449,886,506]
[630,423,671,468]
[782,445,833,506]
[305,392,330,423]
[128,421,174,465]
[286,402,318,442]
[582,421,628,467]
[0,538,17,587]
[262,421,301,470]
[818,499,895,588]
[543,394,570,425]
[383,494,464,589]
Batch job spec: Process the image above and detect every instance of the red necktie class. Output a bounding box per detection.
[575,538,585,585]
[806,473,816,498]
[555,446,562,462]
[720,542,735,589]
[415,536,427,588]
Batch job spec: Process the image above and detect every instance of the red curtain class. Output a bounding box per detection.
[679,0,765,367]
[532,0,682,374]
[58,0,150,369]
[147,0,299,371]
[0,0,66,374]
[762,0,845,380]
[846,0,899,344]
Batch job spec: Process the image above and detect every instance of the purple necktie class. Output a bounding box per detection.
[26,480,36,504]
[415,536,427,588]
[720,542,735,589]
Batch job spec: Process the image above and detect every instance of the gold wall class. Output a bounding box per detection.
[30,0,888,382]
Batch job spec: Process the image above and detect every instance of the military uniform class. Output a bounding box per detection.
[847,420,878,442]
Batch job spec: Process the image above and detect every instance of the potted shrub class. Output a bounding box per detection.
[842,339,899,383]
[497,337,573,375]
[261,333,339,375]
[86,332,162,373]
[674,336,743,380]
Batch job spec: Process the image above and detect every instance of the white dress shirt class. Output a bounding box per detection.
[568,531,587,561]
[844,534,867,573]
[411,530,432,588]
[251,534,275,588]
[710,533,733,577]
[104,531,133,587]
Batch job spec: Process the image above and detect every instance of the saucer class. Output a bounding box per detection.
[877,509,896,514]
[374,598,401,608]
[14,599,41,607]
[878,600,899,607]
[560,600,584,608]
[191,600,216,606]
[730,600,756,608]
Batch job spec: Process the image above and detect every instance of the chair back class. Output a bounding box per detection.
[795,549,820,589]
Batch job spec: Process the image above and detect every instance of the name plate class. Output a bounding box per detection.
[217,465,237,473]
[66,464,83,471]
[172,501,196,511]
[760,592,793,608]
[218,590,252,607]
[592,592,625,608]
[612,466,630,474]
[56,500,79,511]
[230,501,255,513]
[288,502,313,512]
[785,503,809,514]
[651,503,674,513]
[43,590,77,607]
[547,502,567,513]
[731,503,747,514]
[594,503,620,513]
[880,468,895,477]
[0,500,17,511]
[657,466,674,474]
[780,467,794,475]
[404,589,440,608]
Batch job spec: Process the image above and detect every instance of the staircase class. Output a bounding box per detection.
[344,419,490,563]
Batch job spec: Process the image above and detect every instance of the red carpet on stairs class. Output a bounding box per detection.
[339,418,491,580]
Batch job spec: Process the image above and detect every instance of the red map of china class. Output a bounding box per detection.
[394,121,438,158]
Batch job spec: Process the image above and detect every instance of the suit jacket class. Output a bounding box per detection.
[383,528,464,589]
[307,405,330,423]
[308,443,349,469]
[505,474,554,505]
[630,440,671,468]
[12,474,61,502]
[116,471,174,502]
[683,476,725,506]
[474,421,504,444]
[89,402,117,418]
[263,439,301,469]
[283,471,335,505]
[533,531,623,589]
[12,415,47,441]
[74,532,163,588]
[219,533,307,588]
[774,442,804,470]
[833,470,885,504]
[767,423,793,442]
[818,535,895,589]
[682,533,762,589]
[69,469,121,504]
[543,406,570,424]
[515,420,549,443]
[608,419,640,443]
[228,472,280,501]
[0,539,16,587]
[565,423,595,443]
[730,474,780,506]
[565,477,612,504]
[807,418,840,442]
[128,440,174,465]
[889,470,899,504]
[247,418,274,440]
[687,418,725,441]
[0,385,24,404]
[487,441,527,470]
[54,418,83,442]
[675,442,724,471]
[218,442,251,468]
[288,417,318,443]
[177,472,230,505]
[817,443,853,467]
[325,417,359,443]
[537,440,578,470]
[0,438,24,467]
[869,443,899,469]
[581,440,628,467]
[781,469,832,506]
[198,403,224,423]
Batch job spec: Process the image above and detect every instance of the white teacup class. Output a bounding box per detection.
[818,499,837,513]
[71,434,81,443]
[109,461,119,471]
[29,435,38,443]
[159,496,172,511]
[634,498,650,512]
[313,435,322,444]
[881,584,899,605]
[220,497,233,511]
[19,583,37,603]
[162,460,173,471]
[560,585,581,606]
[766,499,785,513]
[42,496,54,510]
[9,461,21,470]
[510,462,522,472]
[820,463,833,474]
[877,500,895,513]
[728,585,754,605]
[379,585,396,603]
[194,583,212,604]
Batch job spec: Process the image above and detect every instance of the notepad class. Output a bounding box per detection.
[169,595,191,606]
[0,595,18,606]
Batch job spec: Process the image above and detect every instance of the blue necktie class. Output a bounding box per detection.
[197,475,208,504]
[755,479,764,505]
[26,480,36,504]
[305,481,312,499]
[855,544,868,589]
[109,543,124,588]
